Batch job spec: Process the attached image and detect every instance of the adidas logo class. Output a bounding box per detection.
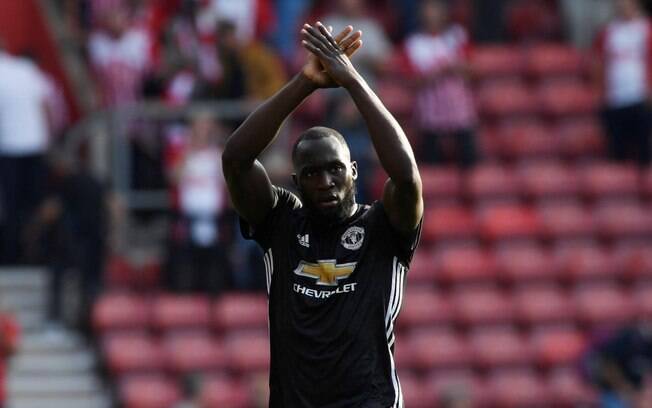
[297,234,310,248]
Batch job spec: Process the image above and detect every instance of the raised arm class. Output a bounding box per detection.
[222,26,362,226]
[301,23,423,235]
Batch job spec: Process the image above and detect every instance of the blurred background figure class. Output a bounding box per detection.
[165,111,230,294]
[0,42,53,265]
[404,0,477,168]
[593,0,652,166]
[0,303,19,408]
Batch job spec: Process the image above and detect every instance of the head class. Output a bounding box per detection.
[189,110,219,148]
[292,127,358,223]
[103,8,130,38]
[336,0,366,18]
[216,20,239,50]
[616,0,644,19]
[421,0,449,33]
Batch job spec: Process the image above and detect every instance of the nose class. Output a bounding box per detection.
[315,170,335,190]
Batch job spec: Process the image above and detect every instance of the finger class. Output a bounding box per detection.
[338,30,361,51]
[333,25,353,44]
[302,40,328,60]
[344,40,362,57]
[316,21,340,50]
[301,26,332,54]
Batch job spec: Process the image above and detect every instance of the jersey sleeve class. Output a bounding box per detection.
[372,201,423,266]
[239,186,302,248]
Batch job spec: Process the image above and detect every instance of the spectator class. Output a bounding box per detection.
[164,112,230,294]
[322,0,391,81]
[560,0,614,48]
[0,307,19,408]
[0,44,53,264]
[404,0,477,167]
[593,0,652,166]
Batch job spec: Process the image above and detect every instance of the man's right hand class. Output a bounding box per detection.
[301,25,362,88]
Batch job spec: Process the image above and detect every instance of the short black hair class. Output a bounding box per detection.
[291,126,350,165]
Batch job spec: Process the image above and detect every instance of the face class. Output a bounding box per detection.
[617,0,641,18]
[190,114,216,147]
[293,136,358,223]
[422,0,448,33]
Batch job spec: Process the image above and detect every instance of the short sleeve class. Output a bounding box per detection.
[239,186,302,248]
[373,202,423,266]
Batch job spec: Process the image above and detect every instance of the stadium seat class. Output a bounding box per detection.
[213,293,268,331]
[452,286,514,326]
[151,294,211,331]
[162,331,227,374]
[466,164,520,201]
[529,326,586,368]
[422,206,476,243]
[578,162,640,199]
[518,162,580,200]
[613,242,652,280]
[525,44,585,78]
[545,368,598,407]
[477,80,537,118]
[555,117,605,158]
[471,45,523,78]
[375,80,414,118]
[493,120,559,159]
[408,329,471,369]
[434,245,497,284]
[633,284,652,320]
[513,285,575,326]
[469,327,531,368]
[199,375,251,408]
[406,250,437,283]
[574,284,635,327]
[538,202,596,240]
[93,292,150,332]
[478,205,540,241]
[495,244,556,284]
[224,331,271,372]
[594,201,652,240]
[120,375,181,408]
[393,335,415,369]
[398,371,436,408]
[424,370,485,406]
[537,81,598,117]
[642,166,652,198]
[398,288,453,329]
[553,241,616,283]
[419,166,463,203]
[103,333,166,375]
[485,369,547,407]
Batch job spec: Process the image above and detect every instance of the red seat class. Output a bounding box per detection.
[525,44,585,78]
[151,295,211,331]
[594,201,652,240]
[485,369,547,407]
[213,293,268,331]
[393,335,415,369]
[199,376,251,408]
[553,242,615,283]
[642,166,652,197]
[538,81,598,117]
[478,205,540,241]
[538,202,595,240]
[518,162,580,200]
[613,243,652,280]
[424,370,485,406]
[545,369,598,407]
[93,292,150,332]
[530,327,586,367]
[467,164,520,200]
[477,80,537,118]
[579,162,640,199]
[494,121,559,159]
[633,284,652,320]
[407,250,436,283]
[376,80,414,118]
[471,45,523,78]
[422,206,476,243]
[513,285,575,325]
[452,287,514,326]
[574,284,635,327]
[469,327,531,368]
[398,288,452,329]
[418,166,463,203]
[103,333,166,375]
[162,331,226,374]
[556,117,605,158]
[224,331,270,372]
[399,371,436,408]
[495,244,556,283]
[408,329,471,369]
[120,375,181,408]
[435,245,497,284]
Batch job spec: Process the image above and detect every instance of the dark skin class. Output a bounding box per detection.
[222,22,422,236]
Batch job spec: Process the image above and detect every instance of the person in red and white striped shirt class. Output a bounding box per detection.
[404,0,477,168]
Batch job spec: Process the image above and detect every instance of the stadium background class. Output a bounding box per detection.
[0,0,652,407]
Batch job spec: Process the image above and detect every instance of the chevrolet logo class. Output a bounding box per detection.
[293,260,356,286]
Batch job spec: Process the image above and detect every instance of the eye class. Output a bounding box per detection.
[304,169,317,178]
[330,164,345,174]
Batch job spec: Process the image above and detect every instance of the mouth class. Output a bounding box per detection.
[316,195,339,209]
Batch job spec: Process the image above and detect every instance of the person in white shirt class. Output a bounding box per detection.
[593,0,652,165]
[0,45,52,264]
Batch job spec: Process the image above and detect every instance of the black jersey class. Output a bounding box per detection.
[241,187,421,408]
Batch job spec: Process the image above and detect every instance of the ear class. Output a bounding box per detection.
[292,173,299,188]
[350,161,358,180]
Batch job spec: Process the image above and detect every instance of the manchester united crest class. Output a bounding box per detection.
[341,226,365,250]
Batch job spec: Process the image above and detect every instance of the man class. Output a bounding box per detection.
[222,22,423,407]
